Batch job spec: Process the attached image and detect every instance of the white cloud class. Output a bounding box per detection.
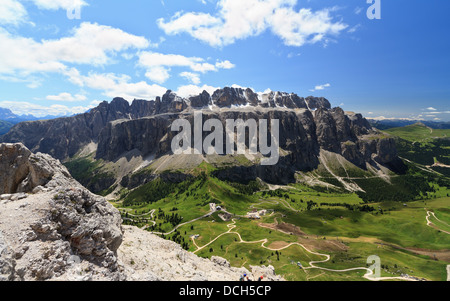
[46,92,87,102]
[426,107,437,111]
[137,51,234,84]
[29,0,88,11]
[0,0,89,26]
[310,83,331,92]
[270,7,347,47]
[66,71,168,101]
[180,72,201,85]
[158,0,347,47]
[139,52,212,72]
[0,100,92,117]
[41,22,149,65]
[0,0,28,25]
[0,22,149,78]
[145,67,171,84]
[215,60,235,69]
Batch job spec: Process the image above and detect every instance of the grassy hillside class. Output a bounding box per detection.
[113,161,450,281]
[385,123,450,143]
[384,123,450,177]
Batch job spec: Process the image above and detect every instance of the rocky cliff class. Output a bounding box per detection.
[0,87,398,188]
[0,143,124,280]
[1,87,339,160]
[0,143,282,281]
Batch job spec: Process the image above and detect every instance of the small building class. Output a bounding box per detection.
[248,213,261,219]
[259,210,268,216]
[219,212,232,221]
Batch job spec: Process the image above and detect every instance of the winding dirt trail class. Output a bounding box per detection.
[192,219,418,281]
[425,209,450,235]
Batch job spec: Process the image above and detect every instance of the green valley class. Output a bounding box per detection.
[108,158,450,281]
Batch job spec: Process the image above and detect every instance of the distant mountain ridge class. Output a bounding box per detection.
[0,107,63,136]
[369,119,450,130]
[0,107,62,124]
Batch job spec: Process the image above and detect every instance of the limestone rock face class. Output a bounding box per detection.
[211,87,250,107]
[1,87,340,162]
[118,226,283,282]
[0,143,70,194]
[0,87,399,185]
[374,137,398,164]
[305,96,332,110]
[0,233,15,281]
[189,90,212,108]
[0,143,124,281]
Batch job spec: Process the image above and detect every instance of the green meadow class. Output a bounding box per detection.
[114,163,450,281]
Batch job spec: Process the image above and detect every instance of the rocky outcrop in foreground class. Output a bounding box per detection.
[0,143,282,281]
[0,143,124,280]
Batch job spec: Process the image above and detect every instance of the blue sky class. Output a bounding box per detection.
[0,0,449,121]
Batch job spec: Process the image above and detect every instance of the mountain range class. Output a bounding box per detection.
[0,87,401,195]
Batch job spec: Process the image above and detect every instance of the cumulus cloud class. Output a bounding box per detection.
[138,51,234,84]
[180,72,201,85]
[0,22,149,78]
[0,0,28,25]
[145,66,171,84]
[215,60,235,69]
[158,0,347,47]
[29,0,88,11]
[46,92,87,102]
[0,0,89,25]
[310,83,331,92]
[65,70,168,101]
